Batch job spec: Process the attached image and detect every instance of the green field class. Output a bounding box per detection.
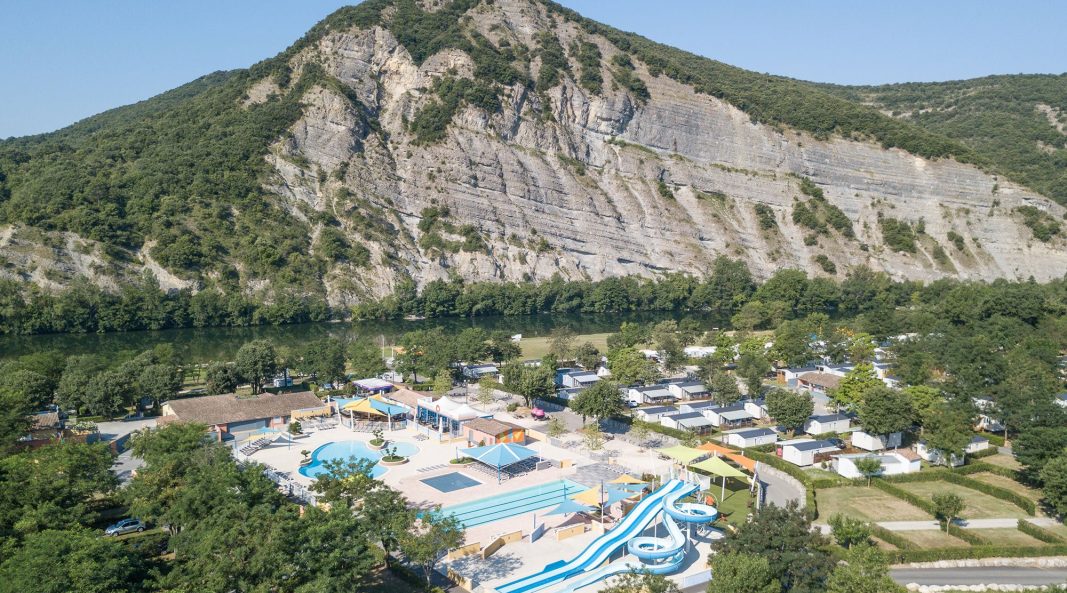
[899,529,969,548]
[982,454,1022,470]
[520,333,612,359]
[814,486,931,523]
[898,481,1030,519]
[970,528,1047,547]
[971,472,1043,503]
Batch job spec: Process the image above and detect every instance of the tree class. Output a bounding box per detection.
[0,386,34,453]
[826,544,905,593]
[84,369,134,417]
[582,423,605,451]
[399,513,464,585]
[0,528,141,593]
[736,353,769,397]
[506,364,554,407]
[932,492,965,530]
[607,321,649,350]
[54,354,106,414]
[136,362,182,411]
[234,339,277,394]
[857,386,914,437]
[658,334,686,373]
[707,553,781,593]
[828,514,871,548]
[847,333,876,364]
[606,348,658,385]
[432,370,453,396]
[546,417,566,438]
[710,372,742,406]
[903,385,942,430]
[571,381,625,424]
[300,337,347,385]
[204,362,239,395]
[922,402,973,465]
[549,327,577,361]
[772,320,814,367]
[487,331,521,363]
[347,339,386,378]
[854,457,883,487]
[453,327,489,363]
[574,342,601,370]
[1014,427,1067,484]
[713,501,834,593]
[601,571,681,593]
[477,375,497,406]
[0,364,54,410]
[1039,454,1067,517]
[829,364,881,411]
[766,389,814,436]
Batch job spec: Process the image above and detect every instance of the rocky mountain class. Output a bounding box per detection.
[1,0,1064,310]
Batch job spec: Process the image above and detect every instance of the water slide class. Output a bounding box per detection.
[548,485,720,593]
[495,479,691,593]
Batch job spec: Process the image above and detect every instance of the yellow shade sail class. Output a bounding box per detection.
[656,445,707,464]
[572,487,607,506]
[342,398,387,417]
[689,456,748,478]
[609,474,644,485]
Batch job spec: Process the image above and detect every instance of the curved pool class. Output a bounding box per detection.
[299,440,420,479]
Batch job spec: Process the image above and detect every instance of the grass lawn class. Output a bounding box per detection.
[982,454,1022,470]
[899,481,1030,519]
[1040,523,1067,541]
[970,528,1047,547]
[520,333,611,359]
[814,486,931,523]
[900,529,970,548]
[970,472,1043,502]
[711,481,755,528]
[871,536,898,551]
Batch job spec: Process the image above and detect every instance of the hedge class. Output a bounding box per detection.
[946,522,990,545]
[879,469,1035,515]
[1018,519,1066,544]
[955,462,1018,480]
[970,446,999,459]
[888,544,1067,564]
[872,479,937,515]
[870,524,916,550]
[977,432,1006,447]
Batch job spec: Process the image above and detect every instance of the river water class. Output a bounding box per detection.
[0,311,731,363]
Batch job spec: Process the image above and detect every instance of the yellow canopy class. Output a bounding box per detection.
[689,456,748,479]
[292,406,332,420]
[572,487,607,506]
[609,474,644,485]
[657,445,707,465]
[342,398,387,417]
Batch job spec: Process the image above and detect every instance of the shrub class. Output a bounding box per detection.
[946,522,990,545]
[869,523,916,550]
[799,177,825,199]
[1017,519,1066,544]
[947,230,966,251]
[887,544,1067,564]
[1015,206,1061,242]
[814,254,837,274]
[879,216,918,253]
[754,204,777,230]
[574,40,603,94]
[657,180,675,200]
[871,479,936,514]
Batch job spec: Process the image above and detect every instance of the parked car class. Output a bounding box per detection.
[105,518,145,536]
[828,437,846,449]
[628,401,639,408]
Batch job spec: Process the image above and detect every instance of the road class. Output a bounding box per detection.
[891,567,1067,587]
[758,465,805,508]
[97,417,156,484]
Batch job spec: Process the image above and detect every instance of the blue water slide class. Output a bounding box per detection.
[551,485,719,593]
[495,479,689,593]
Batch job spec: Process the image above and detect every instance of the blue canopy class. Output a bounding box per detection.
[543,499,594,517]
[459,443,539,469]
[369,398,408,416]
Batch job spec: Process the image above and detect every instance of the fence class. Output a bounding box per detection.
[680,569,712,588]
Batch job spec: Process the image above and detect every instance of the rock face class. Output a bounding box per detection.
[4,0,1065,305]
[253,0,1066,305]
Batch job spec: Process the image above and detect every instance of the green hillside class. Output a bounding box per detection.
[819,74,1067,205]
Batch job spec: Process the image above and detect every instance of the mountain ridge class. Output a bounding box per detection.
[0,0,1064,311]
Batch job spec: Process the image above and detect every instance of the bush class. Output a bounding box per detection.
[872,479,937,515]
[814,254,837,274]
[946,522,990,545]
[879,216,918,253]
[887,544,1067,564]
[947,230,966,251]
[1015,206,1061,242]
[506,403,519,412]
[970,446,998,459]
[754,204,778,230]
[877,471,1035,516]
[869,523,916,550]
[657,180,675,200]
[1017,519,1066,544]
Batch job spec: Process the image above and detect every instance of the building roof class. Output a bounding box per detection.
[637,405,677,415]
[29,411,60,431]
[719,409,756,421]
[664,412,706,421]
[896,448,922,461]
[565,370,599,379]
[164,391,324,426]
[808,413,850,423]
[728,427,777,439]
[672,381,707,391]
[784,366,818,374]
[788,439,838,452]
[797,372,843,390]
[681,401,718,410]
[465,417,523,435]
[970,436,989,444]
[354,378,394,390]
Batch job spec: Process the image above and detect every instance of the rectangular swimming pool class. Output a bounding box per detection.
[421,472,482,493]
[441,479,586,528]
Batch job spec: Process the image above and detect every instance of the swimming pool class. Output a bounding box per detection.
[441,479,585,528]
[299,440,420,479]
[421,472,482,493]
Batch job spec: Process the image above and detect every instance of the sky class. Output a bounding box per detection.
[2,0,1065,138]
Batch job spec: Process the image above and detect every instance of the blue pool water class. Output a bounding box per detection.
[421,472,482,493]
[299,440,420,479]
[441,479,586,528]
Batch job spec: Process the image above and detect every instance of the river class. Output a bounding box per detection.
[0,311,732,363]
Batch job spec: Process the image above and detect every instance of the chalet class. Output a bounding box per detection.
[744,399,769,420]
[464,417,526,446]
[704,404,756,428]
[633,405,677,422]
[803,413,851,435]
[660,412,715,433]
[462,364,500,380]
[833,451,920,479]
[678,400,719,414]
[851,430,903,452]
[560,370,600,389]
[778,439,840,466]
[777,366,818,387]
[353,378,395,394]
[721,427,777,449]
[1056,393,1067,409]
[667,381,708,401]
[796,372,842,395]
[556,387,586,401]
[627,384,676,406]
[683,346,716,359]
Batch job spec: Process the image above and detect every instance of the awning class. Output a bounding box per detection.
[367,395,408,416]
[291,405,332,420]
[573,485,635,506]
[657,445,707,464]
[543,499,594,517]
[458,443,539,469]
[609,474,645,485]
[689,456,748,478]
[343,398,387,417]
[242,427,281,442]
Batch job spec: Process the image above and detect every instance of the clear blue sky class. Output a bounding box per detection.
[2,0,1065,138]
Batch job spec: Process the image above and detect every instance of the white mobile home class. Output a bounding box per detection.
[851,430,903,452]
[705,404,756,428]
[833,451,920,479]
[667,381,708,401]
[778,439,839,466]
[627,384,676,406]
[721,427,778,449]
[660,412,715,434]
[634,405,677,422]
[803,413,851,435]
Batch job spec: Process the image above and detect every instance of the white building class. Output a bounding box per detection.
[778,439,839,466]
[704,404,756,428]
[634,405,677,422]
[667,381,708,401]
[561,370,600,389]
[803,413,851,435]
[683,346,716,359]
[721,427,778,449]
[660,412,715,434]
[833,451,921,479]
[915,436,991,467]
[678,400,719,414]
[744,399,769,420]
[851,430,903,452]
[627,384,676,406]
